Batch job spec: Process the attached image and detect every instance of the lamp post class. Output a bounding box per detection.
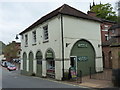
[15,34,19,40]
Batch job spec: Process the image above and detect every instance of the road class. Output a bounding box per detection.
[1,65,89,89]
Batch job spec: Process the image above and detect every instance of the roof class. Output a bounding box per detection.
[102,38,117,46]
[109,24,120,30]
[19,4,102,35]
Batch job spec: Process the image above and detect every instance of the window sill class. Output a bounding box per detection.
[32,43,36,46]
[25,45,28,47]
[43,40,49,43]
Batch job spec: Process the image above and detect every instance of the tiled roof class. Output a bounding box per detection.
[109,24,120,30]
[19,4,102,35]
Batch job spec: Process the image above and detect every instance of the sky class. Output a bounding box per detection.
[0,0,118,44]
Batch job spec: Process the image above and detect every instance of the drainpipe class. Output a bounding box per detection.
[61,14,65,80]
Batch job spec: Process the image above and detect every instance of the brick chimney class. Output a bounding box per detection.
[87,11,96,17]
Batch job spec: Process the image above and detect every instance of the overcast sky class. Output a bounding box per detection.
[0,0,118,44]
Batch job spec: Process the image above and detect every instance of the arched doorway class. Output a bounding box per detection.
[45,49,55,78]
[23,52,27,71]
[108,51,112,69]
[36,51,42,77]
[29,52,34,74]
[70,39,95,76]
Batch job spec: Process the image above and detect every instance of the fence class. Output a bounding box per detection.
[90,67,112,81]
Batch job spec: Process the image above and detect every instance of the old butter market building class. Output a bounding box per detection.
[19,4,103,80]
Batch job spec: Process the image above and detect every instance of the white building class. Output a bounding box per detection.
[19,4,103,80]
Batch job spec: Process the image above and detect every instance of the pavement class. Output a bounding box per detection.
[1,63,117,89]
[62,76,114,88]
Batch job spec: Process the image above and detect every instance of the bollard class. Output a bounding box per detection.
[90,67,91,79]
[79,70,82,83]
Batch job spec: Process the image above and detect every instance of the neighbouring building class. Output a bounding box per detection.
[19,4,103,80]
[88,1,117,69]
[0,41,6,61]
[4,41,21,61]
[0,41,6,55]
[87,12,116,69]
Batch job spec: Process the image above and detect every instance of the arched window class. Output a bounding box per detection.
[22,52,27,70]
[28,51,34,73]
[36,51,42,64]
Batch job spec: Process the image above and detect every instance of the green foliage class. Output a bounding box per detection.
[90,3,118,22]
[3,42,18,59]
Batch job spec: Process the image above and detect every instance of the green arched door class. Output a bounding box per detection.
[36,51,42,77]
[29,52,34,74]
[23,52,27,71]
[70,40,95,76]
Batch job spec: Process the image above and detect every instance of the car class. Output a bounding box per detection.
[1,61,9,67]
[7,64,16,71]
[13,58,21,63]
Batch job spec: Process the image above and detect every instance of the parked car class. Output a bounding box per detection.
[7,64,16,71]
[1,61,9,67]
[13,58,21,63]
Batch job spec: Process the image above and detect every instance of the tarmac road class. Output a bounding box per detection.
[1,65,89,89]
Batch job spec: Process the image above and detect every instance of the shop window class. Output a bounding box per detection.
[47,59,55,70]
[46,49,55,74]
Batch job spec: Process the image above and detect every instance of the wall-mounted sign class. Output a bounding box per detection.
[46,52,53,58]
[77,43,87,48]
[46,50,54,59]
[77,56,88,61]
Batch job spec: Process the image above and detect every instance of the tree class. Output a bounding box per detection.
[90,3,118,22]
[3,41,20,61]
[116,0,120,23]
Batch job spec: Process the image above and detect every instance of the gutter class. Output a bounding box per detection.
[60,14,65,80]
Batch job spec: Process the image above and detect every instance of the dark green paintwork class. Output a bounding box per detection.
[71,40,95,76]
[29,52,33,74]
[23,52,27,71]
[36,51,42,77]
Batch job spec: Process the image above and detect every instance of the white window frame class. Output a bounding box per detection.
[32,30,36,44]
[43,25,49,41]
[25,34,28,46]
[105,34,108,41]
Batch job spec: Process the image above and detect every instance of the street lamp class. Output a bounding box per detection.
[15,34,19,40]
